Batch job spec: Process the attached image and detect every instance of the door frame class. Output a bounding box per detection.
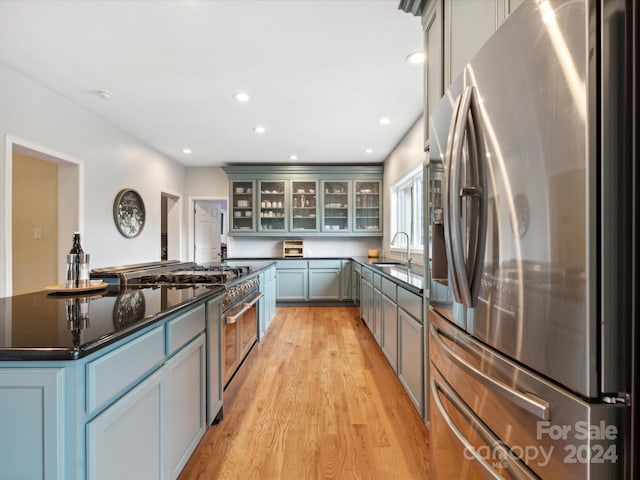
[188,196,227,263]
[160,189,182,262]
[4,135,83,297]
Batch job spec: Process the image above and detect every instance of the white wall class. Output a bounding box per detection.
[383,114,426,264]
[0,61,186,295]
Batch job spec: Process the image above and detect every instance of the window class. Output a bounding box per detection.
[391,165,424,252]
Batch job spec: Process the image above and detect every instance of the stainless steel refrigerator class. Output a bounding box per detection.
[426,0,636,478]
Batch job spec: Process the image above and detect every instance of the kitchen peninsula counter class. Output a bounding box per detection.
[230,256,425,295]
[0,284,225,361]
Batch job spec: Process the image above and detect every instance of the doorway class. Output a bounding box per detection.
[5,138,81,297]
[193,199,227,263]
[161,192,181,261]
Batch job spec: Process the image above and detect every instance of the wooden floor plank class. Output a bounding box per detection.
[178,305,430,480]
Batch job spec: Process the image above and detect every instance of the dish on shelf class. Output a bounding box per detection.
[360,189,372,194]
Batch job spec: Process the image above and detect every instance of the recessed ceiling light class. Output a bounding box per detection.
[96,90,112,100]
[405,51,426,64]
[254,126,266,134]
[289,154,298,161]
[233,92,250,102]
[379,117,391,125]
[364,148,374,154]
[182,148,192,154]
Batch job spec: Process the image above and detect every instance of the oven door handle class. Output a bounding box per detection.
[224,292,264,324]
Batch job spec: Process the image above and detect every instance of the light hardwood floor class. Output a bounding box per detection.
[179,306,430,480]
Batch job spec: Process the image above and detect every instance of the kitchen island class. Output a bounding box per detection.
[0,260,276,480]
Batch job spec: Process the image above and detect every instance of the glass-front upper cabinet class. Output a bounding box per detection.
[354,180,382,232]
[230,180,255,232]
[321,180,350,232]
[258,180,287,232]
[290,180,318,232]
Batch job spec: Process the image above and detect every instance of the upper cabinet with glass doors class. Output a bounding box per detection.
[354,180,382,232]
[230,180,255,232]
[291,180,318,232]
[223,165,383,236]
[321,180,350,232]
[258,180,287,232]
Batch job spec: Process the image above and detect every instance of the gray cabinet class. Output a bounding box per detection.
[399,308,424,417]
[259,265,277,339]
[420,0,524,148]
[291,180,319,232]
[381,278,398,373]
[230,180,255,232]
[0,368,65,480]
[165,334,207,479]
[340,260,352,301]
[276,260,308,301]
[86,369,164,480]
[351,262,361,304]
[397,288,424,417]
[206,295,223,425]
[444,0,498,87]
[308,260,341,300]
[276,259,352,303]
[223,165,383,237]
[321,180,350,232]
[422,0,443,147]
[372,273,382,345]
[258,180,287,233]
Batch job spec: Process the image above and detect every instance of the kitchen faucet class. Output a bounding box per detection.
[391,231,412,266]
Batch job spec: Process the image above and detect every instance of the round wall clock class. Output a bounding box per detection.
[113,189,146,238]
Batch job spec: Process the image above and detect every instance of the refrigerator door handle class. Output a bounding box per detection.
[467,87,488,305]
[430,323,551,420]
[447,87,473,305]
[431,375,538,480]
[449,86,487,308]
[443,93,465,304]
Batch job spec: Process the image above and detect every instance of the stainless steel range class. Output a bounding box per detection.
[91,260,262,389]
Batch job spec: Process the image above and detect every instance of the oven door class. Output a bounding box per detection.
[222,291,263,386]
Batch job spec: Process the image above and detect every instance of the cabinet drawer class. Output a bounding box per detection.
[362,267,373,283]
[276,260,308,269]
[86,326,165,414]
[373,272,382,290]
[381,278,397,301]
[166,304,206,356]
[398,288,422,322]
[308,259,341,269]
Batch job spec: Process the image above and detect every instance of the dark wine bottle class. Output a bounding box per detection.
[70,232,84,254]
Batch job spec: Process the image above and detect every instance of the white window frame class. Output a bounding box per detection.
[390,164,424,254]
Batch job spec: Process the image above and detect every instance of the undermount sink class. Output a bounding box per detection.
[373,262,406,267]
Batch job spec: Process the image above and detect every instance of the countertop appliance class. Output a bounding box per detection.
[426,1,636,478]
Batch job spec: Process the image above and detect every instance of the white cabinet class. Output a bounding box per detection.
[165,334,207,480]
[86,369,164,480]
[0,368,65,480]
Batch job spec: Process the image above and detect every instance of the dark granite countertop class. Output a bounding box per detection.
[0,284,225,361]
[229,256,425,295]
[0,260,276,361]
[350,257,425,295]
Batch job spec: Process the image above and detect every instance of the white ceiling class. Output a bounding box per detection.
[0,0,423,167]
